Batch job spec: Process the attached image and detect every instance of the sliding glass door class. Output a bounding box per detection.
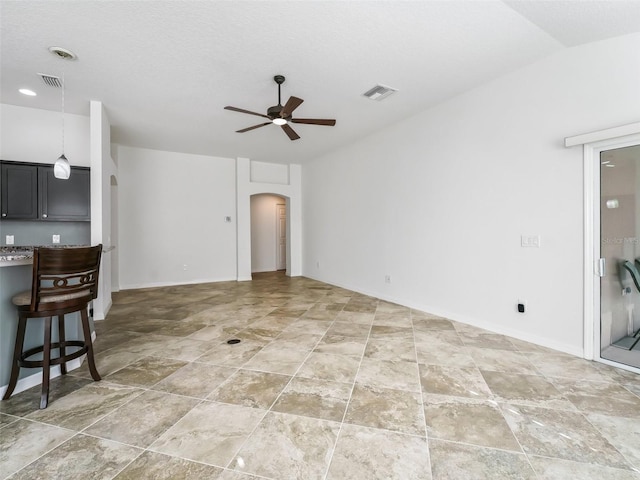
[600,145,640,369]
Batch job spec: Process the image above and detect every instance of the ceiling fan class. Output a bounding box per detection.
[224,75,336,141]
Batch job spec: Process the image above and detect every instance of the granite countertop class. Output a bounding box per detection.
[0,245,88,264]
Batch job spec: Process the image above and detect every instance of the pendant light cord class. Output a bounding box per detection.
[61,69,65,154]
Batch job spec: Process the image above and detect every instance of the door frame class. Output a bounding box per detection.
[276,202,286,271]
[567,122,640,370]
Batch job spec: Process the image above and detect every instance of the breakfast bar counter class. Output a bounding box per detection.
[0,246,89,393]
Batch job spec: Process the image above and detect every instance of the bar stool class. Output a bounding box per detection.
[3,245,103,409]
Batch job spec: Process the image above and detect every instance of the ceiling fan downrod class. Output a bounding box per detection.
[274,75,285,106]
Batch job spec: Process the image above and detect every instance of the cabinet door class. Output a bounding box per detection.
[39,166,91,221]
[0,162,38,220]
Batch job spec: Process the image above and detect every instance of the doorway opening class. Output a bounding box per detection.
[250,194,287,273]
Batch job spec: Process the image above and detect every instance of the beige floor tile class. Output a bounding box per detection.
[326,321,371,339]
[152,361,237,398]
[550,378,640,418]
[0,419,75,478]
[467,347,537,374]
[419,364,492,398]
[242,344,309,375]
[208,369,291,409]
[356,357,421,392]
[528,455,640,480]
[364,336,417,362]
[150,401,266,467]
[586,413,640,469]
[314,334,367,357]
[26,383,143,430]
[501,403,631,468]
[297,352,361,383]
[231,411,340,479]
[422,394,521,451]
[196,339,266,367]
[104,356,188,387]
[429,440,536,480]
[345,383,425,435]
[481,370,576,410]
[114,451,225,479]
[272,377,352,422]
[84,390,199,447]
[10,434,142,480]
[327,423,432,480]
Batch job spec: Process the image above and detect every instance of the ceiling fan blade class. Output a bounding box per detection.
[281,96,304,117]
[281,124,300,141]
[236,122,272,133]
[224,106,270,120]
[291,118,336,126]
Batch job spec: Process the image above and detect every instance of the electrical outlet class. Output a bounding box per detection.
[385,275,392,284]
[183,264,188,271]
[52,234,60,244]
[517,299,527,313]
[6,235,14,245]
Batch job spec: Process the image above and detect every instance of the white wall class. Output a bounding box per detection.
[302,33,640,356]
[90,101,117,319]
[117,145,237,288]
[251,194,285,273]
[0,104,89,166]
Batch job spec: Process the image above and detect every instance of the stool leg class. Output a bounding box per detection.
[2,315,27,401]
[57,315,67,375]
[81,307,101,381]
[40,316,52,409]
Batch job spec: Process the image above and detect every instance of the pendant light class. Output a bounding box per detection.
[53,71,70,179]
[50,47,76,180]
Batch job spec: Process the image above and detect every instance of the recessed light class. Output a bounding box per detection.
[19,88,37,96]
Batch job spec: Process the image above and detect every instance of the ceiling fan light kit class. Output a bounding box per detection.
[224,75,336,141]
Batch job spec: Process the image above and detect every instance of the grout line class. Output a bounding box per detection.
[410,308,434,479]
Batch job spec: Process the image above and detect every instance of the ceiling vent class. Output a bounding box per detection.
[362,84,397,101]
[38,73,62,88]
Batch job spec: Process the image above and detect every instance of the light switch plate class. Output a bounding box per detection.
[521,235,540,247]
[6,235,14,245]
[52,234,60,244]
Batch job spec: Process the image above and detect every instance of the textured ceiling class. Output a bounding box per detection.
[1,1,639,164]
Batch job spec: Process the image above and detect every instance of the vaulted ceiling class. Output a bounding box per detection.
[2,1,639,164]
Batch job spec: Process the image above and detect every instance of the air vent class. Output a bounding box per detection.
[363,84,397,101]
[38,73,62,88]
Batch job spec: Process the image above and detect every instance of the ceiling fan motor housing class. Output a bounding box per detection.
[267,105,288,120]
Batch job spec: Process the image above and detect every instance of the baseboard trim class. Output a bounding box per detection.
[120,277,238,290]
[304,273,583,358]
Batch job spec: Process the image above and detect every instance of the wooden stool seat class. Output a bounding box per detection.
[2,245,103,409]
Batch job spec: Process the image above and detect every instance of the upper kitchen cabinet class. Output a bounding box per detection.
[38,165,91,221]
[0,161,90,221]
[1,162,38,220]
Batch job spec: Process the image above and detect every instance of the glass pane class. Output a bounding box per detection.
[600,145,640,368]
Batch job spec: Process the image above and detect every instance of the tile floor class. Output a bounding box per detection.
[1,272,640,479]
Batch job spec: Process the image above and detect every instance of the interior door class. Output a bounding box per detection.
[276,203,286,271]
[600,144,640,369]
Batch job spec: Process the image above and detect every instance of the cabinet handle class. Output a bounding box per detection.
[42,214,48,218]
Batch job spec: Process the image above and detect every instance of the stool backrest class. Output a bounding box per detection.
[29,245,103,312]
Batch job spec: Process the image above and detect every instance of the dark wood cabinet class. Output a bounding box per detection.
[0,161,90,222]
[38,166,91,221]
[1,162,38,220]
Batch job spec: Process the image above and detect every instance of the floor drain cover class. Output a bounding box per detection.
[227,338,241,345]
